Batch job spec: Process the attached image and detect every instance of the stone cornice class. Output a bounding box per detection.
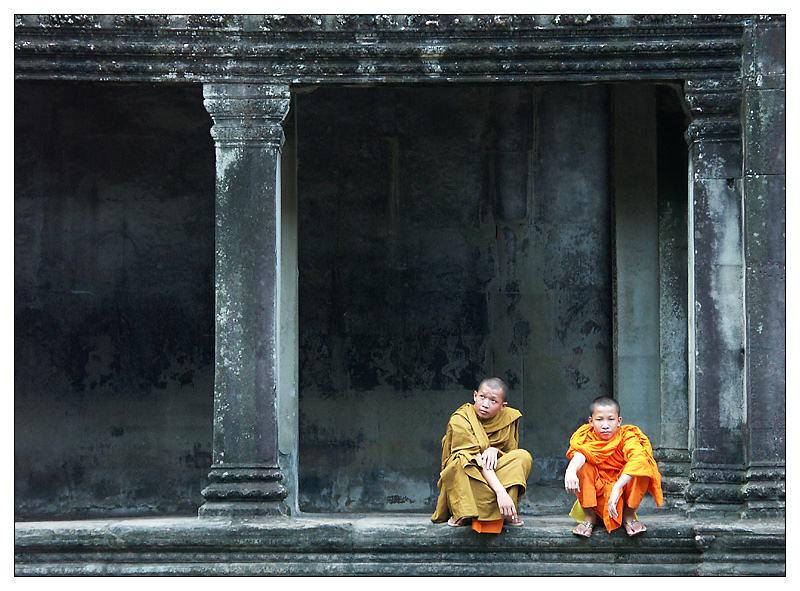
[14,14,752,84]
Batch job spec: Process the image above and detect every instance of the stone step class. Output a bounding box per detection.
[15,512,785,576]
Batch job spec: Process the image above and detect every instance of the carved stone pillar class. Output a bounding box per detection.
[198,83,291,518]
[683,78,746,515]
[740,16,786,518]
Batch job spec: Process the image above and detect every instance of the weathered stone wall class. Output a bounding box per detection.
[13,15,784,520]
[296,84,614,513]
[741,16,785,515]
[14,81,215,519]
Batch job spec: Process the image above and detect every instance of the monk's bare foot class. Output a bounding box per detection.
[505,516,524,526]
[448,516,471,527]
[572,520,595,538]
[624,519,647,536]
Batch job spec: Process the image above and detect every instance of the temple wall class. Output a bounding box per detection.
[14,80,679,517]
[14,82,215,518]
[13,14,785,521]
[295,84,614,513]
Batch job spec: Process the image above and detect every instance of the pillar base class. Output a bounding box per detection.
[198,467,288,519]
[198,500,289,519]
[685,464,745,516]
[741,465,785,519]
[654,448,690,510]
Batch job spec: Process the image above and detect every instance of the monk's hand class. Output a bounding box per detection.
[496,489,517,520]
[607,485,622,519]
[564,469,580,493]
[481,447,499,471]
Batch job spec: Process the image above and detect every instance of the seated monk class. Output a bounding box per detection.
[431,377,532,532]
[564,396,663,537]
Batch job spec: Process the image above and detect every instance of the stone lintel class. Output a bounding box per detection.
[15,15,745,84]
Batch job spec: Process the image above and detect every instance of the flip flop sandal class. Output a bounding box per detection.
[624,519,647,537]
[505,517,524,527]
[572,520,594,538]
[448,516,471,527]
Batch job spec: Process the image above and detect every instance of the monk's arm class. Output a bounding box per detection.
[479,461,518,520]
[607,473,633,519]
[479,446,500,470]
[564,452,586,493]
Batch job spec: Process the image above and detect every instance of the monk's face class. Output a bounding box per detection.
[473,385,507,420]
[588,404,622,440]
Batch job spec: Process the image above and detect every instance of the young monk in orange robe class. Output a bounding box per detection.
[564,396,663,537]
[432,377,532,532]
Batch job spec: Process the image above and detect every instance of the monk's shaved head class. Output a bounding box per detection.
[477,377,509,402]
[589,396,620,415]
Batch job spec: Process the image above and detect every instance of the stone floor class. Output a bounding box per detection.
[15,511,786,576]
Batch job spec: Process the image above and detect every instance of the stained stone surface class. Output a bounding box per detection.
[296,83,613,514]
[14,81,216,519]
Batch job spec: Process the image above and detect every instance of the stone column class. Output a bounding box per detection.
[199,83,291,518]
[683,78,746,515]
[740,16,786,518]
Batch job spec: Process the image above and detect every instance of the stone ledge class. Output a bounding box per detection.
[15,512,785,576]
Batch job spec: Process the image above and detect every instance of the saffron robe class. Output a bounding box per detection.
[567,423,663,533]
[431,403,532,523]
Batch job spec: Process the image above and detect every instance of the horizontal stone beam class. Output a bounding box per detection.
[13,14,749,83]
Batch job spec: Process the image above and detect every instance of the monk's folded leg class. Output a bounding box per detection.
[621,475,650,510]
[467,482,524,523]
[506,484,521,506]
[435,461,480,523]
[574,462,599,510]
[494,449,533,489]
[468,472,503,521]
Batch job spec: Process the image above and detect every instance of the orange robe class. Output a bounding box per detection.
[567,423,663,533]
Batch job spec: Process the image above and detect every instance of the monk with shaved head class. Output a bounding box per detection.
[564,396,663,537]
[432,378,532,533]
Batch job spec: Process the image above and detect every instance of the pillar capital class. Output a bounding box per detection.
[683,78,742,144]
[203,83,290,147]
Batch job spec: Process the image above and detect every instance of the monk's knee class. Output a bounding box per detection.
[576,462,598,479]
[517,449,533,469]
[501,448,532,467]
[623,476,650,508]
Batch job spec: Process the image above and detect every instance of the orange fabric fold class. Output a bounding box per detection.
[566,424,663,532]
[471,518,504,534]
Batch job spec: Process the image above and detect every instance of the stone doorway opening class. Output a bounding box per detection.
[294,82,689,515]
